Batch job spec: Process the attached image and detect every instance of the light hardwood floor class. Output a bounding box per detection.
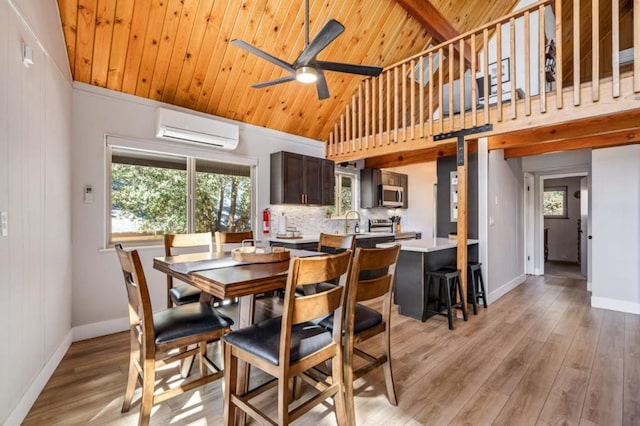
[24,273,640,425]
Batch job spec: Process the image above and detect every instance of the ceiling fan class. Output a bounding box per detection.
[230,0,383,100]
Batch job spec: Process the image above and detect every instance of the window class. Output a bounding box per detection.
[334,170,358,216]
[109,146,253,246]
[543,186,568,218]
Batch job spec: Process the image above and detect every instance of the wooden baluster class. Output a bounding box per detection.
[394,66,399,143]
[419,57,425,138]
[612,0,620,98]
[555,0,563,108]
[345,105,351,153]
[459,39,465,129]
[496,22,503,122]
[573,0,580,105]
[365,79,371,149]
[471,34,477,127]
[401,63,406,142]
[439,47,444,134]
[635,0,640,92]
[448,43,455,131]
[524,12,531,116]
[387,70,391,145]
[510,17,517,120]
[358,84,363,150]
[429,52,434,136]
[379,74,383,147]
[592,0,599,102]
[352,97,357,152]
[410,59,416,140]
[340,116,345,155]
[328,132,333,158]
[483,29,490,124]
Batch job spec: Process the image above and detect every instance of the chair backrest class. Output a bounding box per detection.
[115,244,155,349]
[164,232,213,256]
[344,245,401,334]
[317,233,356,254]
[279,251,352,365]
[214,230,254,252]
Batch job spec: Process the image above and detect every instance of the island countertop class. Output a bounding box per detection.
[269,232,396,244]
[377,237,478,253]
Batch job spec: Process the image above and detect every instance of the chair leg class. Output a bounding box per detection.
[382,326,398,406]
[444,279,454,330]
[167,277,173,309]
[457,275,468,321]
[478,269,488,308]
[344,336,356,425]
[198,341,207,377]
[468,267,478,315]
[332,348,348,426]
[121,333,139,413]
[139,358,156,426]
[277,372,290,425]
[223,342,237,426]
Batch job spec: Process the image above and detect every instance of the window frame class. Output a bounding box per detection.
[543,185,568,219]
[106,135,257,248]
[334,168,359,217]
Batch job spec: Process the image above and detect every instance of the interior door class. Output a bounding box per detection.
[580,177,588,277]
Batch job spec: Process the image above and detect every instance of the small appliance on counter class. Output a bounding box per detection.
[368,218,394,233]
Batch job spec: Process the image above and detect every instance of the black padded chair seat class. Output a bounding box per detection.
[153,303,234,344]
[318,303,383,334]
[295,281,338,297]
[222,317,332,366]
[169,283,202,305]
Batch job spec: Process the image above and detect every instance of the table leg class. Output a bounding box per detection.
[235,293,256,425]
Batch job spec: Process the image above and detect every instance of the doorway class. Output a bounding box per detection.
[538,173,589,281]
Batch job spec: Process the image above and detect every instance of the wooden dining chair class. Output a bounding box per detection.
[115,244,233,426]
[214,230,254,252]
[296,233,356,296]
[222,251,352,425]
[319,244,401,425]
[164,232,213,308]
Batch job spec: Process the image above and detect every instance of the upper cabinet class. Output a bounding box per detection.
[270,151,335,205]
[360,168,408,208]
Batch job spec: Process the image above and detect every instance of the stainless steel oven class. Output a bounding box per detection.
[379,184,404,207]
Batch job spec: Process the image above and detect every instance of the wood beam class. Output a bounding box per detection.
[456,137,468,305]
[503,129,640,158]
[394,0,472,65]
[488,109,640,150]
[364,140,478,168]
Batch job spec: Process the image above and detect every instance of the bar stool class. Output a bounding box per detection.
[468,262,487,315]
[424,268,468,330]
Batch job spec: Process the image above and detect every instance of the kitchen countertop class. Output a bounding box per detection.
[377,237,479,253]
[269,232,396,244]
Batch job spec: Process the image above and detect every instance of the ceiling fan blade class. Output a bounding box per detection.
[314,60,383,77]
[316,69,330,100]
[252,75,296,88]
[231,39,295,73]
[294,19,345,67]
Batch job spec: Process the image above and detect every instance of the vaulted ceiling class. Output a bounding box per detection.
[57,0,519,141]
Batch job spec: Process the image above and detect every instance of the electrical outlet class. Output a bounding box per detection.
[1,212,8,236]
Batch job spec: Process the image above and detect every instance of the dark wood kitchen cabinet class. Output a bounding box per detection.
[360,168,408,208]
[270,151,334,205]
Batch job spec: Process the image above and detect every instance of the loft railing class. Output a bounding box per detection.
[325,0,640,160]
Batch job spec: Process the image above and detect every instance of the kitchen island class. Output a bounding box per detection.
[377,238,479,321]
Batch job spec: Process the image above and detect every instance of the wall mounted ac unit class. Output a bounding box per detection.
[155,108,239,150]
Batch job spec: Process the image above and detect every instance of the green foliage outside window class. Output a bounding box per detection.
[543,186,567,218]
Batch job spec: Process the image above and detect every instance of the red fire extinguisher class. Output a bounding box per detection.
[263,208,270,234]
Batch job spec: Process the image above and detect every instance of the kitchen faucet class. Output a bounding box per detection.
[344,210,361,234]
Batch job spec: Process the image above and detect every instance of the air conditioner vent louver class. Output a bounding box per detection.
[155,108,239,151]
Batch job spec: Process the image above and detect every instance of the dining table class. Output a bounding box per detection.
[153,248,323,416]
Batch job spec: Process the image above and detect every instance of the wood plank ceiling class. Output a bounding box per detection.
[57,0,518,142]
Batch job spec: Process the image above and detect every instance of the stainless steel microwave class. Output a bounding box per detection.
[379,184,404,207]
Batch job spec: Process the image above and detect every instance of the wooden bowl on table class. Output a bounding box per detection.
[231,246,290,263]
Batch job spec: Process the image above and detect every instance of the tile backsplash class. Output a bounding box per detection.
[268,205,408,236]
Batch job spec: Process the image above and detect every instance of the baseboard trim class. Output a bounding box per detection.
[591,296,640,314]
[487,273,527,304]
[5,330,73,425]
[72,316,129,342]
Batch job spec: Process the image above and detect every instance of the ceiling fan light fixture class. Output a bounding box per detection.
[295,66,318,83]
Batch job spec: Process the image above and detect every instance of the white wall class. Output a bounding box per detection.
[0,0,73,423]
[543,176,582,262]
[390,162,437,237]
[71,83,326,336]
[487,150,525,301]
[591,145,640,313]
